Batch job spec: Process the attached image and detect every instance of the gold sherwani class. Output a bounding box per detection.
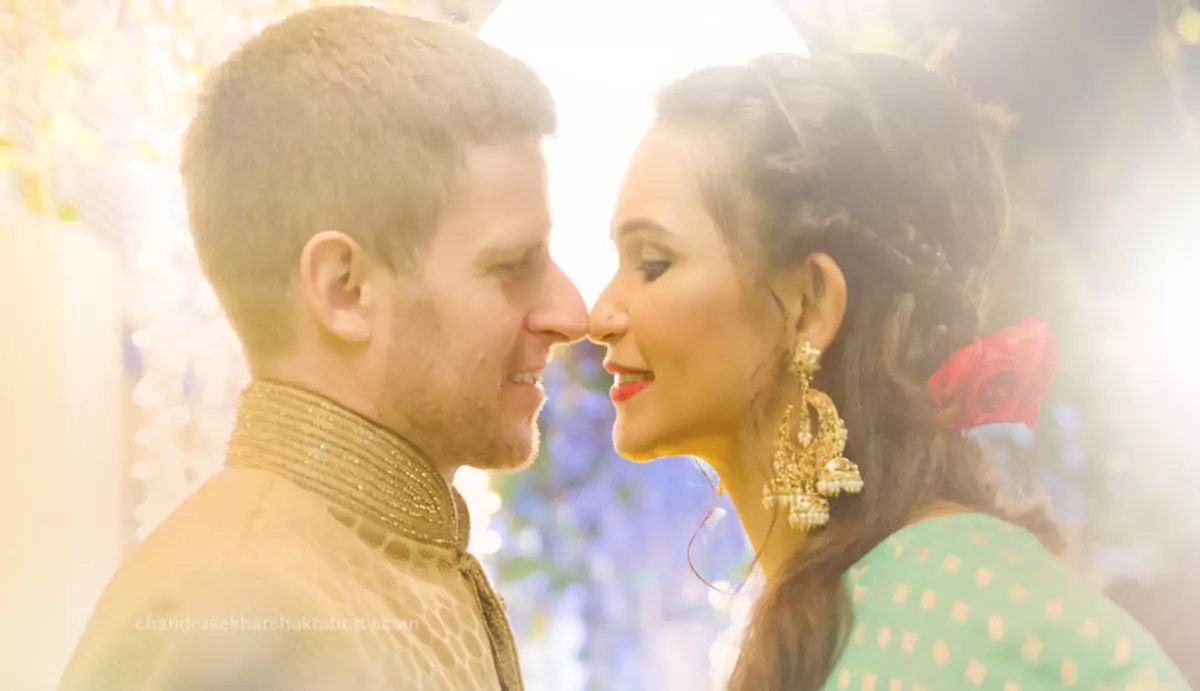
[59,381,522,691]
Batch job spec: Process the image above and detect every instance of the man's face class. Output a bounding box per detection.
[374,139,586,472]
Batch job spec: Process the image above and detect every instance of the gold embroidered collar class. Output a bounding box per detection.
[225,379,469,549]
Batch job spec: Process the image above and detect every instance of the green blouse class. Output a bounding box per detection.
[824,513,1190,691]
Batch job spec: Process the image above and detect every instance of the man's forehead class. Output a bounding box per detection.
[462,138,547,184]
[427,140,550,255]
[425,202,551,264]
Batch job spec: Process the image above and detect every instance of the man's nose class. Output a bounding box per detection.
[529,261,587,345]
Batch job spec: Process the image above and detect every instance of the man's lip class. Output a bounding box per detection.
[603,361,653,375]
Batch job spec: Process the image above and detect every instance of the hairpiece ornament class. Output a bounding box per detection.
[763,342,863,531]
[928,318,1057,430]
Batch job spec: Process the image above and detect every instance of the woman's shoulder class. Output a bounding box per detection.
[831,512,1190,690]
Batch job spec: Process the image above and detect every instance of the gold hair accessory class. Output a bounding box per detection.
[763,342,863,531]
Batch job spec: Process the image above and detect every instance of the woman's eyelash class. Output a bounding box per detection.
[637,260,671,280]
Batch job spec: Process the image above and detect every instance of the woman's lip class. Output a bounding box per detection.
[611,379,653,403]
[604,361,653,375]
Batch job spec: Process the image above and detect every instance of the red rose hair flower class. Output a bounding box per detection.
[928,318,1058,430]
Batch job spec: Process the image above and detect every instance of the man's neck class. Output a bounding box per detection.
[251,356,459,484]
[226,379,469,547]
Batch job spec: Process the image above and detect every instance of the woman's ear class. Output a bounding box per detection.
[772,252,847,352]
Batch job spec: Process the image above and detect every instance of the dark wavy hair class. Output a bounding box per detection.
[655,52,1061,690]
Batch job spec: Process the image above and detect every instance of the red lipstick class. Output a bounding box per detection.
[611,378,653,403]
[605,361,654,403]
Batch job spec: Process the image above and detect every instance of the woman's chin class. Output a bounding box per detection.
[612,427,662,463]
[618,450,658,464]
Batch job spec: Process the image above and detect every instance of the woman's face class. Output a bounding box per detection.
[589,123,780,462]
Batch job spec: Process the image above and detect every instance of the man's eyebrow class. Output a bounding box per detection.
[476,239,547,264]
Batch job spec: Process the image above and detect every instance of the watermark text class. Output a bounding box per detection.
[135,615,416,634]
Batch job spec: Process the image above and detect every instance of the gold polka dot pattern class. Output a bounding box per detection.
[824,513,1191,690]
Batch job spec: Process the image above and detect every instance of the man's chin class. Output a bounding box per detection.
[484,454,536,473]
[465,456,535,474]
[464,429,538,473]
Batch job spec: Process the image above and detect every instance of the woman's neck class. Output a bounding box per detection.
[708,426,806,582]
[710,423,969,583]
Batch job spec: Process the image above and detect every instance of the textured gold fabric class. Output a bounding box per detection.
[59,380,522,691]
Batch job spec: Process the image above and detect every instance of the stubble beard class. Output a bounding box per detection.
[379,348,542,477]
[379,293,542,477]
[384,376,542,474]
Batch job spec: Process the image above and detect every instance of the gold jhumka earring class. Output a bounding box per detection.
[763,342,864,531]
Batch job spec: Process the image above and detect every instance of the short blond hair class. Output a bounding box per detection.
[181,6,555,357]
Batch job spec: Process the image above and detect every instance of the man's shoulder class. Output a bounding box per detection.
[58,553,337,691]
[74,533,322,641]
[117,464,367,579]
[69,469,336,653]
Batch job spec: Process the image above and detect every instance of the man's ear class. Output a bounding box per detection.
[298,231,377,343]
[771,252,847,353]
